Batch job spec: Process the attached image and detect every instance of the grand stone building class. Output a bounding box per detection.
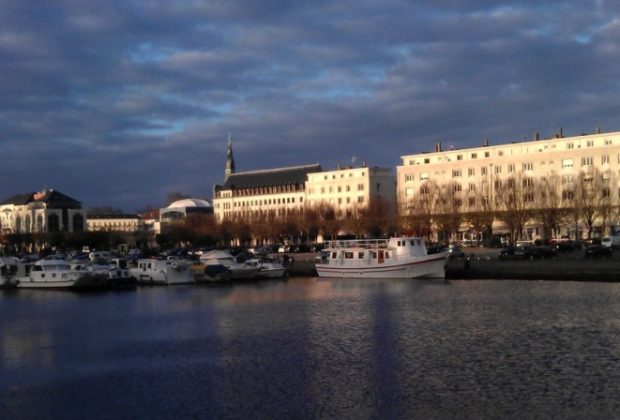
[212,139,396,223]
[397,129,620,240]
[0,189,87,234]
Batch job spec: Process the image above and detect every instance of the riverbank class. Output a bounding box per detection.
[285,251,620,281]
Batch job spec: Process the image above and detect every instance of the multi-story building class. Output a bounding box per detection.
[305,165,396,216]
[0,188,87,234]
[212,140,395,223]
[397,129,620,240]
[87,214,142,232]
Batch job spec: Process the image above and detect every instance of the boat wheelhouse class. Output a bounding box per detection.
[315,237,448,279]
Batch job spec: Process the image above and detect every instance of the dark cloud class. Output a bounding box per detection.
[0,1,619,211]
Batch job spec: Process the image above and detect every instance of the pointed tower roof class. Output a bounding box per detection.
[225,133,236,181]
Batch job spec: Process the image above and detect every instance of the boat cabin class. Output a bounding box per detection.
[320,237,429,266]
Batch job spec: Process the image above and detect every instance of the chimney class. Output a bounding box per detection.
[597,126,601,134]
[483,139,489,147]
[535,132,540,141]
[435,142,442,153]
[559,127,563,138]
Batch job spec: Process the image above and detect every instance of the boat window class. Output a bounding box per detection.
[397,241,401,246]
[385,252,390,258]
[33,265,42,272]
[358,252,364,259]
[331,252,337,259]
[344,252,354,259]
[370,251,377,259]
[52,273,56,278]
[410,240,415,246]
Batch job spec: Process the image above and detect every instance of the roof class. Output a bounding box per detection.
[0,189,81,208]
[167,198,212,208]
[222,163,322,189]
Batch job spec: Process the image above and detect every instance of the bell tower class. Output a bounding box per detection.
[225,133,235,181]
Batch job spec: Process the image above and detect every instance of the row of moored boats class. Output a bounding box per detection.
[0,250,287,290]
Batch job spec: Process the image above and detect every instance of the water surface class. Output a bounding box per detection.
[1,278,620,418]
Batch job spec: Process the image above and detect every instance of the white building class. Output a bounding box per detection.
[87,214,142,232]
[397,129,620,240]
[0,189,86,234]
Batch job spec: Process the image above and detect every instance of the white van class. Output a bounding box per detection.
[601,236,620,249]
[89,251,111,261]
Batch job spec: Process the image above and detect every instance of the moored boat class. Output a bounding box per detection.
[245,258,287,279]
[315,237,448,279]
[200,250,259,280]
[130,258,195,285]
[16,259,106,289]
[0,256,19,289]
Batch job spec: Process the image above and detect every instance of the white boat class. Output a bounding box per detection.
[0,256,19,288]
[130,258,195,285]
[245,258,286,279]
[16,259,105,289]
[315,237,448,279]
[200,250,259,280]
[73,258,136,288]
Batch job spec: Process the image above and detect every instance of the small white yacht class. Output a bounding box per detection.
[200,250,259,280]
[245,258,286,279]
[16,259,103,289]
[130,258,195,285]
[315,237,449,279]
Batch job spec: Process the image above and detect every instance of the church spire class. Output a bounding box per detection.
[225,132,235,181]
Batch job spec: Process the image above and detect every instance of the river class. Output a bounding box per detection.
[1,278,620,418]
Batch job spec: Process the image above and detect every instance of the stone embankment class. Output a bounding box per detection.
[284,250,620,281]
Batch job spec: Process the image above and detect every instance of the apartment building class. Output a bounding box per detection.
[397,129,620,239]
[305,165,396,216]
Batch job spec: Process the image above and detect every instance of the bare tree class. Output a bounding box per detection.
[465,179,495,246]
[575,168,604,239]
[533,172,566,240]
[495,172,532,244]
[433,181,464,243]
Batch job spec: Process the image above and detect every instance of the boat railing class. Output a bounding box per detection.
[322,239,389,249]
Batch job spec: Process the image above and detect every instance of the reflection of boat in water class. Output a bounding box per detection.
[16,259,105,289]
[315,237,448,279]
[200,250,259,280]
[0,257,19,288]
[245,258,286,279]
[130,259,196,285]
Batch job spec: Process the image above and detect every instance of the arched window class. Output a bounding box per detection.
[36,215,43,232]
[15,216,22,233]
[48,214,60,232]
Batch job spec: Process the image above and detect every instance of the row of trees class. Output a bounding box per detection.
[402,168,620,244]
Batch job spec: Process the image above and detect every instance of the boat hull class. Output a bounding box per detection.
[316,254,448,279]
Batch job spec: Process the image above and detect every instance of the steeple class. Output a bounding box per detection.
[225,133,236,181]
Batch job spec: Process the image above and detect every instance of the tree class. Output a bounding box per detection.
[533,173,566,240]
[433,181,464,243]
[465,179,496,246]
[495,172,532,244]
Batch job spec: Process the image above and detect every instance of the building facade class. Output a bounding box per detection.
[305,165,396,216]
[397,129,620,240]
[0,189,87,234]
[212,141,396,224]
[160,198,213,224]
[87,214,142,232]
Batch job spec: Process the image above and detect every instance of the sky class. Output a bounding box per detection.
[2,1,620,212]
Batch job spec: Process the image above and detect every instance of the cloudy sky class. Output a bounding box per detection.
[2,1,620,211]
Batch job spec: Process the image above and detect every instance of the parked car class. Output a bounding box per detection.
[448,245,465,259]
[585,244,613,259]
[426,243,447,255]
[514,245,536,260]
[536,245,558,259]
[498,246,517,260]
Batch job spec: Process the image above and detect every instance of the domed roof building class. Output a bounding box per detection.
[160,197,213,223]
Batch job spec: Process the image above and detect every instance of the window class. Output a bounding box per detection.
[481,167,487,176]
[523,162,533,171]
[358,252,364,259]
[452,169,462,178]
[605,138,612,145]
[424,158,430,164]
[357,196,364,203]
[524,193,534,202]
[345,252,354,259]
[602,155,610,164]
[420,172,429,180]
[405,187,414,197]
[468,168,475,177]
[508,164,514,173]
[523,178,534,188]
[581,157,593,166]
[357,184,364,191]
[562,175,573,184]
[485,152,490,158]
[469,197,476,207]
[562,190,574,200]
[494,165,501,174]
[469,183,476,191]
[498,151,504,157]
[567,143,574,149]
[457,154,463,160]
[453,183,462,192]
[405,174,414,182]
[586,140,594,147]
[603,188,610,198]
[562,158,574,168]
[471,153,478,159]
